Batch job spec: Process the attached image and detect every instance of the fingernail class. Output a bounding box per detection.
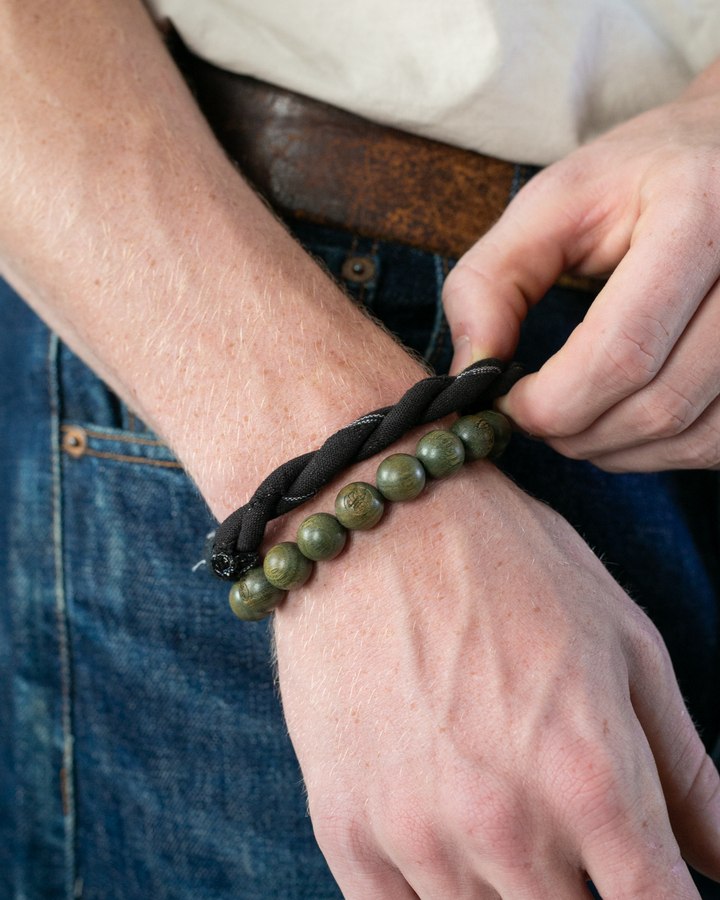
[470,345,496,364]
[495,394,511,417]
[451,335,471,374]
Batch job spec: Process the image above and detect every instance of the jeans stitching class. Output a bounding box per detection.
[60,424,181,466]
[49,332,77,900]
[80,448,183,469]
[74,426,166,447]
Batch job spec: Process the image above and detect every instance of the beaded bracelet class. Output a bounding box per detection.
[228,410,511,622]
[209,358,523,583]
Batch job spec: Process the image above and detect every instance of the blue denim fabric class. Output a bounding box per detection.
[1,215,719,899]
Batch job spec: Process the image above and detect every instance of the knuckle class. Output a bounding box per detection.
[309,795,374,867]
[377,802,440,865]
[663,418,720,469]
[554,745,630,831]
[444,777,528,859]
[597,314,668,392]
[636,385,700,439]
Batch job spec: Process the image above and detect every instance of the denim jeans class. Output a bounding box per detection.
[1,215,719,900]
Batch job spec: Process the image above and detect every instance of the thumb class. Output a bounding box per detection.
[442,162,600,375]
[443,186,572,374]
[442,253,531,374]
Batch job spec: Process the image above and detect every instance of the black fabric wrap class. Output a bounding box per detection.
[209,358,524,581]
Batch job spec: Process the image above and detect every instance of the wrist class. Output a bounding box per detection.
[257,412,522,627]
[260,416,456,549]
[182,309,428,522]
[270,451,517,631]
[213,356,521,595]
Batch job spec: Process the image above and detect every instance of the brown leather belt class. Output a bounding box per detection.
[170,31,600,290]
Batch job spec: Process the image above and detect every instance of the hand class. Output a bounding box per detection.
[273,461,720,899]
[443,60,720,472]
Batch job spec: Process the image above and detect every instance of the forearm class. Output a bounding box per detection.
[0,0,424,519]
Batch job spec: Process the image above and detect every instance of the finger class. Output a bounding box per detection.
[323,850,421,900]
[371,804,502,900]
[588,848,700,900]
[330,869,420,900]
[578,737,703,900]
[312,809,422,900]
[541,276,720,460]
[392,867,501,900]
[472,831,596,900]
[499,192,720,438]
[624,615,720,880]
[585,391,720,471]
[489,870,596,900]
[443,161,621,375]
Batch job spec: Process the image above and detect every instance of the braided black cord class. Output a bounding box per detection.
[209,358,524,580]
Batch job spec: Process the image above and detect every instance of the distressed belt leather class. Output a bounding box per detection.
[171,37,513,260]
[170,31,601,291]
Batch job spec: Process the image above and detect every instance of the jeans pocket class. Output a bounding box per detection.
[57,367,341,899]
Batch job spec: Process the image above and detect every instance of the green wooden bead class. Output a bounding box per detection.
[416,429,465,478]
[451,415,495,461]
[297,513,347,561]
[376,453,426,501]
[264,542,313,590]
[229,567,285,621]
[335,481,385,530]
[477,410,512,460]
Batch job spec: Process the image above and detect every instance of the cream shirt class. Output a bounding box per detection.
[148,0,720,165]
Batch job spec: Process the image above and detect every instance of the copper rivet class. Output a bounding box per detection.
[341,256,376,283]
[62,425,88,459]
